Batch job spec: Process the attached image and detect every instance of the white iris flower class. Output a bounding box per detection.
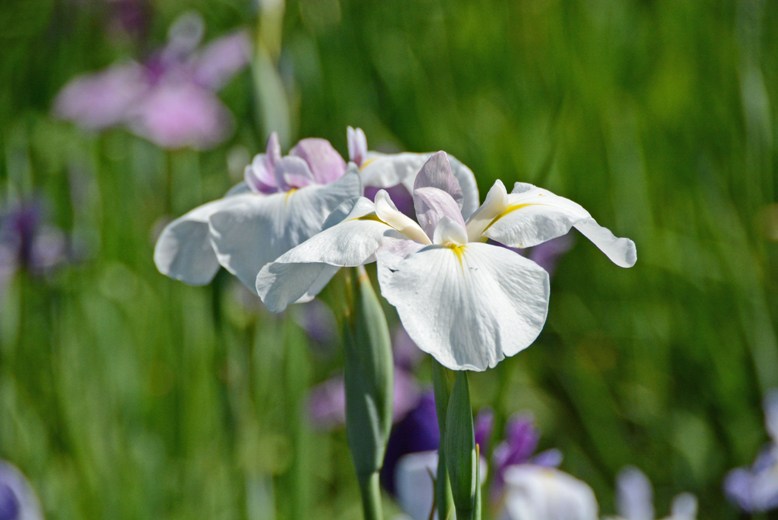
[154,128,477,293]
[256,151,636,371]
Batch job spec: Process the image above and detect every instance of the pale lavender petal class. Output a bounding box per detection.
[290,138,347,185]
[278,156,316,189]
[724,467,756,512]
[413,151,463,207]
[245,154,278,194]
[193,30,251,90]
[363,184,414,217]
[128,81,233,150]
[413,186,466,239]
[616,467,654,520]
[347,126,368,166]
[54,62,146,130]
[531,449,563,468]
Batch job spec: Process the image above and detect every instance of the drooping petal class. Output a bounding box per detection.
[154,197,233,285]
[209,171,361,292]
[616,467,654,520]
[290,138,347,185]
[347,126,367,166]
[360,151,480,219]
[413,151,463,206]
[483,183,637,268]
[256,197,391,311]
[414,186,467,239]
[374,190,431,245]
[500,466,599,520]
[379,242,549,371]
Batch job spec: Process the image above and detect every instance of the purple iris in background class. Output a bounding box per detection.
[724,389,778,513]
[610,466,697,520]
[54,11,250,150]
[307,326,423,431]
[490,414,562,498]
[0,461,43,520]
[0,198,68,287]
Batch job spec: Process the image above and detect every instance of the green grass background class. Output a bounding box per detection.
[1,0,777,518]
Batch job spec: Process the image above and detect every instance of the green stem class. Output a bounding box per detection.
[432,363,454,519]
[357,472,382,520]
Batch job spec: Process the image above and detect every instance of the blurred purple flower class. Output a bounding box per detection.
[54,12,250,150]
[0,198,68,285]
[475,407,494,454]
[613,466,697,520]
[381,391,440,495]
[307,367,420,432]
[724,389,778,513]
[0,461,43,520]
[525,233,574,276]
[491,415,562,497]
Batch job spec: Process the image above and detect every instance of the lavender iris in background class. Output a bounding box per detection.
[54,12,250,150]
[724,389,778,513]
[0,198,69,290]
[0,461,43,520]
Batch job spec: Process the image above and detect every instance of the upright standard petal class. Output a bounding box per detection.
[209,171,361,292]
[154,196,238,285]
[360,152,480,219]
[616,467,654,520]
[256,197,391,311]
[500,466,599,520]
[484,183,637,268]
[379,242,549,371]
[290,138,347,185]
[414,186,467,239]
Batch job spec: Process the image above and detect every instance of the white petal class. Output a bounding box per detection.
[256,199,392,311]
[375,190,431,245]
[379,242,549,371]
[432,216,468,246]
[500,466,599,520]
[360,152,480,219]
[669,493,697,520]
[209,171,361,292]
[764,389,778,442]
[395,451,438,520]
[465,180,509,241]
[484,183,637,268]
[154,198,228,285]
[616,467,654,520]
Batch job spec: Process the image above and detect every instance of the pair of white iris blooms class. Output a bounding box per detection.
[154,127,637,372]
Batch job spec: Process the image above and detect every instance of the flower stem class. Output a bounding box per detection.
[357,471,383,520]
[432,362,454,519]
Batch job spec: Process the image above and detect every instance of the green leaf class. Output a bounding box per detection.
[343,267,394,477]
[444,372,476,520]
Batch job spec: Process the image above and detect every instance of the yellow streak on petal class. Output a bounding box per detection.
[359,157,378,170]
[355,213,384,223]
[482,202,533,234]
[447,243,466,269]
[284,188,298,202]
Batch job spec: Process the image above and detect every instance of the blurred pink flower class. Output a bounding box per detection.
[53,12,250,150]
